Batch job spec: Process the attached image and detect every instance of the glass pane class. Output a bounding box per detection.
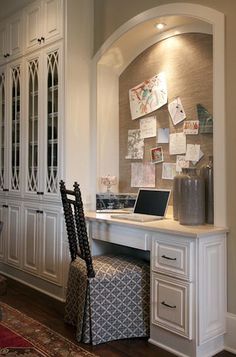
[27,58,39,192]
[0,72,5,190]
[46,50,59,193]
[11,66,20,191]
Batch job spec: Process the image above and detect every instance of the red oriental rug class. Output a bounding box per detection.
[0,302,97,357]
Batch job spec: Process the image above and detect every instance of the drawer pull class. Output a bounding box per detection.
[161,255,177,261]
[161,301,176,309]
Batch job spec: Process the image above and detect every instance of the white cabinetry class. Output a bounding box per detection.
[24,0,63,52]
[150,232,227,357]
[23,203,62,284]
[0,11,23,64]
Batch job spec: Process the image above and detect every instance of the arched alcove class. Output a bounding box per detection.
[91,3,225,227]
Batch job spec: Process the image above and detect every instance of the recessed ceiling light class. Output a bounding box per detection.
[155,23,166,30]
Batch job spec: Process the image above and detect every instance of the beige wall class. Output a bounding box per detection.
[94,0,236,314]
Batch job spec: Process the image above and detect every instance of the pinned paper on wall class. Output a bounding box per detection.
[176,155,190,172]
[157,128,169,143]
[129,72,168,120]
[150,146,164,164]
[183,120,199,135]
[131,163,155,187]
[162,163,177,180]
[169,132,186,155]
[140,116,157,139]
[125,129,144,159]
[168,97,186,125]
[197,104,213,134]
[185,144,200,162]
[192,149,204,165]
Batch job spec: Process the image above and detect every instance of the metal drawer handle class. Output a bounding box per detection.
[161,255,177,261]
[161,301,176,309]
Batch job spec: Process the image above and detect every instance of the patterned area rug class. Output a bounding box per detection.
[0,302,97,357]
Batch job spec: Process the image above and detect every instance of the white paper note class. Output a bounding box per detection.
[183,120,199,135]
[169,132,186,155]
[162,163,177,180]
[157,128,169,143]
[176,155,190,172]
[140,116,157,138]
[168,97,186,125]
[185,144,200,162]
[125,129,144,159]
[131,163,155,187]
[192,149,204,165]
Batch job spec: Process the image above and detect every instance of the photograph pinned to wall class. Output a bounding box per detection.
[183,120,199,135]
[129,72,168,120]
[125,129,144,159]
[150,146,164,164]
[131,162,155,187]
[162,163,177,180]
[185,144,201,162]
[140,115,156,139]
[176,155,190,172]
[169,132,186,155]
[168,97,186,125]
[192,149,204,165]
[157,128,169,143]
[197,104,213,134]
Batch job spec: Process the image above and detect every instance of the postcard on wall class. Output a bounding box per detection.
[185,144,200,162]
[176,155,190,172]
[162,163,177,180]
[192,149,204,165]
[150,146,163,164]
[169,132,186,155]
[140,116,157,139]
[183,120,199,135]
[157,128,169,143]
[131,163,155,187]
[129,72,168,120]
[197,103,213,134]
[125,129,144,160]
[168,97,186,125]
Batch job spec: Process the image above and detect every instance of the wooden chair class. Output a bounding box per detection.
[60,181,150,345]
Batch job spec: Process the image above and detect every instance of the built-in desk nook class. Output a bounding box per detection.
[86,211,228,357]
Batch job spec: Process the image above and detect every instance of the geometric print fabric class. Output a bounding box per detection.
[64,254,150,345]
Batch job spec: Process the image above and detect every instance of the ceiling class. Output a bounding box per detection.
[0,0,34,20]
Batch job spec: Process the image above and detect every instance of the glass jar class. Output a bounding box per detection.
[173,169,188,221]
[200,156,214,224]
[179,168,205,225]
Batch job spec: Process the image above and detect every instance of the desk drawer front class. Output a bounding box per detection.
[90,222,151,251]
[152,273,192,339]
[152,234,193,281]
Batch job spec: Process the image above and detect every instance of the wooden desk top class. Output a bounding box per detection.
[86,211,228,239]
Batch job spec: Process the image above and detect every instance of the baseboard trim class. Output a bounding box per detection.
[148,338,189,357]
[224,312,236,354]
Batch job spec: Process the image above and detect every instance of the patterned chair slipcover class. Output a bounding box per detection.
[60,181,150,345]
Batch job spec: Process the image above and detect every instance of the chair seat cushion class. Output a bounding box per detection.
[65,254,150,345]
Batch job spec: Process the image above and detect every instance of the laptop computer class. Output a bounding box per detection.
[110,188,171,222]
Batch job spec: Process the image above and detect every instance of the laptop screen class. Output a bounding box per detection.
[134,189,171,216]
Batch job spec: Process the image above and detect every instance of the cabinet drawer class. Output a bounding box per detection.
[90,221,151,251]
[151,273,192,339]
[152,234,193,281]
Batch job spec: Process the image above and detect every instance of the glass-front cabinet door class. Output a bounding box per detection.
[0,67,7,192]
[26,45,61,200]
[9,62,21,193]
[46,49,59,195]
[26,55,40,195]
